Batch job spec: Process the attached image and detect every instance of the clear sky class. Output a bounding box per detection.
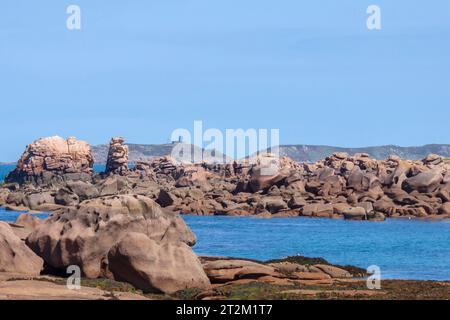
[1,1,449,161]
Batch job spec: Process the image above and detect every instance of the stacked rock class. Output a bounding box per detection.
[105,137,129,175]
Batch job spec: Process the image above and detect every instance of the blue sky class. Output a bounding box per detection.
[1,1,449,161]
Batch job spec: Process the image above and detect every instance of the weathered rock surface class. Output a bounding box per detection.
[342,207,367,220]
[26,195,196,278]
[312,264,352,278]
[66,180,99,200]
[105,137,129,175]
[439,202,450,215]
[11,214,44,239]
[54,188,79,206]
[15,214,43,230]
[203,259,278,283]
[2,136,450,222]
[5,136,93,185]
[108,232,210,294]
[0,222,44,276]
[0,276,148,300]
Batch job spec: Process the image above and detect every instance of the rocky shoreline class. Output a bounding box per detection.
[1,136,449,221]
[1,249,449,300]
[0,135,449,299]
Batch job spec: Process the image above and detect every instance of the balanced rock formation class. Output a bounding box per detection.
[6,136,93,185]
[26,195,197,280]
[105,137,129,175]
[0,222,44,276]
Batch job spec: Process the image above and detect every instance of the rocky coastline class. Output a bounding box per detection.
[1,136,449,221]
[0,136,450,300]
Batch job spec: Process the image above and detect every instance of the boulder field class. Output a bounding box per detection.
[1,136,450,221]
[0,136,449,298]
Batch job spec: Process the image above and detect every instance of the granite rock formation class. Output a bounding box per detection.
[108,232,210,293]
[26,195,197,280]
[0,222,44,276]
[1,137,449,221]
[105,137,129,175]
[5,136,93,185]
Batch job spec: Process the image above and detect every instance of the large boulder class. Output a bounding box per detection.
[439,202,450,215]
[15,214,43,230]
[202,259,278,283]
[66,180,99,200]
[248,166,290,193]
[347,167,381,192]
[342,207,367,220]
[423,154,443,165]
[175,166,211,190]
[302,203,334,218]
[402,170,443,193]
[0,188,10,206]
[108,232,210,294]
[156,189,180,207]
[260,196,288,214]
[54,188,79,206]
[5,136,93,185]
[26,195,195,278]
[0,222,44,276]
[6,191,26,207]
[24,191,55,210]
[13,214,44,240]
[98,175,128,196]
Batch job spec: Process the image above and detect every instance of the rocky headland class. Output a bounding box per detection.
[0,135,450,299]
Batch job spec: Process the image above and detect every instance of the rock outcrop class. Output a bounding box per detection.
[203,259,279,283]
[26,195,198,280]
[108,232,210,293]
[105,137,128,175]
[5,136,93,185]
[199,256,363,290]
[1,136,449,222]
[0,222,44,276]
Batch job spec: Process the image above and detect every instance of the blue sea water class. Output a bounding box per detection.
[183,216,450,281]
[0,208,49,222]
[0,164,15,183]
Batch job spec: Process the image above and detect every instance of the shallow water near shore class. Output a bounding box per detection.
[0,208,49,222]
[184,215,450,281]
[0,164,15,183]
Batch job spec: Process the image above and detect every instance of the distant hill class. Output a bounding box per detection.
[274,144,450,162]
[92,143,232,164]
[92,143,450,164]
[92,143,176,164]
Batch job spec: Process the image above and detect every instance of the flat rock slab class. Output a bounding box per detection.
[0,279,148,300]
[281,289,385,298]
[312,264,352,279]
[203,259,279,283]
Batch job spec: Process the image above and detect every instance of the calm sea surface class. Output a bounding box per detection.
[183,215,450,281]
[0,164,15,183]
[1,165,449,280]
